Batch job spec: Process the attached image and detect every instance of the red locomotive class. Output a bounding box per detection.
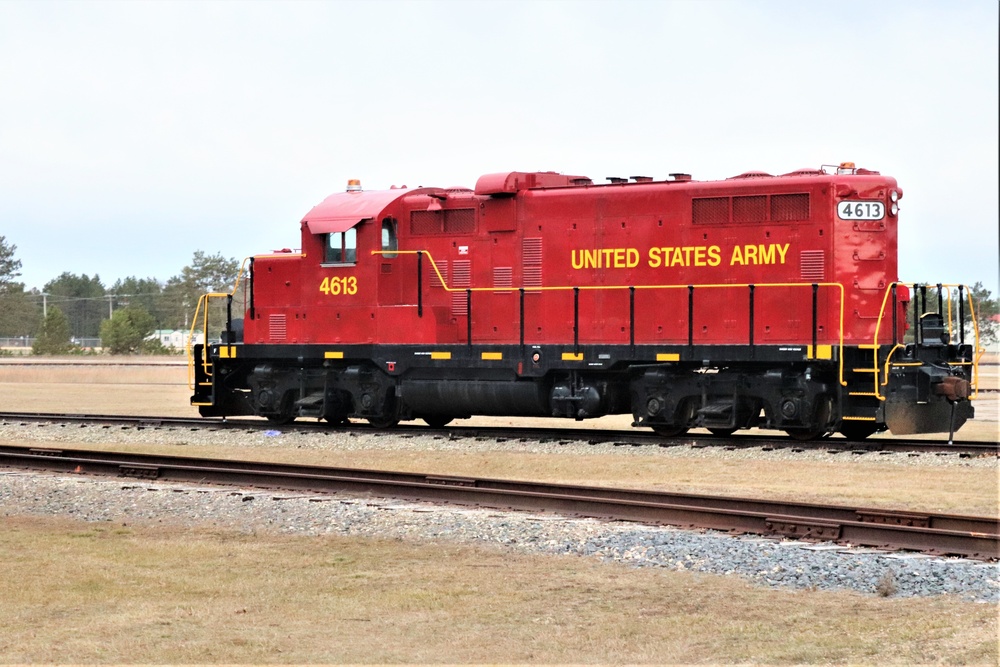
[189,163,981,439]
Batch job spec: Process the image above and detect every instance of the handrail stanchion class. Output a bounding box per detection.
[417,251,423,318]
[687,285,694,348]
[891,284,897,346]
[519,288,525,351]
[811,283,818,356]
[629,286,635,352]
[958,285,965,345]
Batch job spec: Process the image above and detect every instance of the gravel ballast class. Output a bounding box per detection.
[1,419,997,603]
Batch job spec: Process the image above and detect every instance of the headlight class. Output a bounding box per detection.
[891,203,899,215]
[890,190,899,202]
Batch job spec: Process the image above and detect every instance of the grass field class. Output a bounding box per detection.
[1,516,997,664]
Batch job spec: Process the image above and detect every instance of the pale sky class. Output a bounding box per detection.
[1,0,997,296]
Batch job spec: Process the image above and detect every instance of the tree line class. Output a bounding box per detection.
[0,236,240,354]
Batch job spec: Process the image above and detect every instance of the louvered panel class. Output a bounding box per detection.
[431,262,448,288]
[522,237,543,292]
[493,266,513,293]
[800,250,826,281]
[522,237,543,264]
[451,260,471,317]
[522,266,542,292]
[269,314,287,341]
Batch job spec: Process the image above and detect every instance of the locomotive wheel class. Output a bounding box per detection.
[367,415,400,429]
[652,426,688,438]
[839,422,878,440]
[707,427,737,437]
[785,395,834,441]
[422,416,454,428]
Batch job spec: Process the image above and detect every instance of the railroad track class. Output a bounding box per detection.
[0,444,996,560]
[0,411,996,456]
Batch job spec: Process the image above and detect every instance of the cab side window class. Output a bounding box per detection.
[325,228,357,264]
[381,217,398,258]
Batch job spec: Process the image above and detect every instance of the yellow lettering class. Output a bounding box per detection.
[730,246,744,265]
[627,248,639,268]
[671,247,685,267]
[744,245,758,264]
[694,246,706,267]
[758,244,775,264]
[571,250,584,270]
[613,248,625,268]
[776,243,789,264]
[708,245,721,266]
[647,248,662,268]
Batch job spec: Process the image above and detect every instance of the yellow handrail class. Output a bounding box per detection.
[374,249,848,386]
[871,282,982,400]
[185,258,252,390]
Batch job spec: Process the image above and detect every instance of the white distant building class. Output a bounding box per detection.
[151,329,205,349]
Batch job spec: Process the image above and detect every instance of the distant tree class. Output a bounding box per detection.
[162,251,240,332]
[100,306,165,354]
[0,286,41,337]
[110,276,166,327]
[32,307,74,355]
[0,235,22,290]
[0,237,40,337]
[43,273,107,339]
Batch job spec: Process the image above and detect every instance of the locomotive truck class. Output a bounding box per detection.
[189,163,981,439]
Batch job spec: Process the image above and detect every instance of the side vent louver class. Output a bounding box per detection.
[800,250,826,281]
[269,314,287,341]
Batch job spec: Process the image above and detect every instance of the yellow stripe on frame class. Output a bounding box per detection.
[481,352,503,361]
[324,351,344,359]
[656,353,680,362]
[562,352,583,361]
[219,346,237,359]
[430,352,452,360]
[807,344,832,360]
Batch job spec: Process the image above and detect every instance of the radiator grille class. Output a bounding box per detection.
[444,208,475,234]
[409,208,476,235]
[410,210,439,235]
[269,314,287,340]
[800,250,826,281]
[692,197,729,224]
[732,195,767,223]
[771,193,809,221]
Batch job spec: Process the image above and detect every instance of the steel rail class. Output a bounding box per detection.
[1,445,996,560]
[0,411,996,455]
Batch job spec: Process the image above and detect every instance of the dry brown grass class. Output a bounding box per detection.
[1,515,996,665]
